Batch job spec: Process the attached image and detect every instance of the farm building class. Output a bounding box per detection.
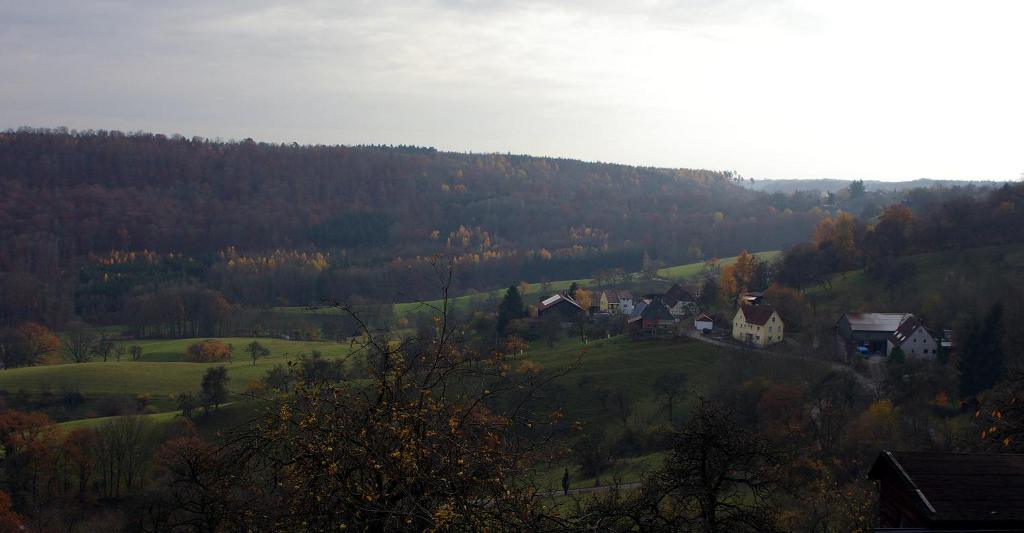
[627,299,677,339]
[663,283,698,317]
[835,312,913,359]
[731,305,783,347]
[869,450,1024,530]
[537,294,585,320]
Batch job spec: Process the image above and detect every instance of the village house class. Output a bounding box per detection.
[594,289,634,315]
[616,290,635,315]
[835,312,914,360]
[627,299,677,339]
[663,283,698,317]
[887,316,940,360]
[628,298,649,320]
[869,450,1024,530]
[731,305,784,347]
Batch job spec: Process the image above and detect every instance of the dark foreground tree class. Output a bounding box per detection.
[155,264,574,531]
[575,399,784,532]
[959,302,1005,397]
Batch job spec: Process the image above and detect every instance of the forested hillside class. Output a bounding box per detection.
[0,128,824,326]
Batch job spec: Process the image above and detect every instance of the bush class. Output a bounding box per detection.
[184,340,233,363]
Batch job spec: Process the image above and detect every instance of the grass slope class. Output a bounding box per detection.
[0,338,356,398]
[657,250,781,280]
[810,243,1024,319]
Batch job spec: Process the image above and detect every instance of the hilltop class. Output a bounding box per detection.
[0,128,821,327]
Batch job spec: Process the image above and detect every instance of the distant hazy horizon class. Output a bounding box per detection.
[3,0,1022,182]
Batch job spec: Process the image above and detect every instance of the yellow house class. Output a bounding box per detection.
[732,305,784,347]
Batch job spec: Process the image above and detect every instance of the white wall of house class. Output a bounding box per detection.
[887,326,938,360]
[695,318,713,331]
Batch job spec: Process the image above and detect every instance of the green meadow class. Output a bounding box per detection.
[0,337,357,401]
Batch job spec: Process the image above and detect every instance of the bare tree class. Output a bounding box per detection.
[93,336,114,362]
[95,416,151,499]
[63,322,98,363]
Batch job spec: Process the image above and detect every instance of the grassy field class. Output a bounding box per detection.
[0,337,357,398]
[527,335,731,425]
[7,329,736,434]
[656,250,782,280]
[117,337,354,363]
[20,325,800,493]
[807,243,1024,319]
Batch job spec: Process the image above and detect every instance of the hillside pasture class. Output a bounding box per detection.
[0,337,357,398]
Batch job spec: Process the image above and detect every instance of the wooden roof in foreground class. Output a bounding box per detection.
[869,450,1024,524]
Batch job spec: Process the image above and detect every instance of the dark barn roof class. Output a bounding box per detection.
[869,451,1024,526]
[739,304,776,326]
[663,284,694,307]
[641,300,675,321]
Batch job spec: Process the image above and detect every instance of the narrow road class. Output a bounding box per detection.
[681,330,879,393]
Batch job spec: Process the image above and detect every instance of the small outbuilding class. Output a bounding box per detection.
[694,313,714,332]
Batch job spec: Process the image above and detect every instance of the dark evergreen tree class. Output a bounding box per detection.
[959,302,1005,397]
[848,179,866,197]
[496,285,525,336]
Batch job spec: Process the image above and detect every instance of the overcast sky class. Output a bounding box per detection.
[2,0,1022,181]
